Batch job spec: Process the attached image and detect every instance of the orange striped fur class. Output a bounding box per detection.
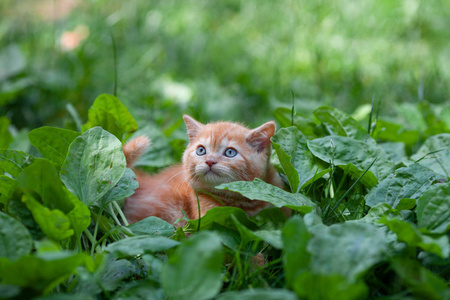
[123,115,286,226]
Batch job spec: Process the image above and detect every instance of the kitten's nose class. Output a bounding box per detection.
[205,160,217,168]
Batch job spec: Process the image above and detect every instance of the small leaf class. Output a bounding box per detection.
[411,133,450,178]
[365,164,441,208]
[217,178,317,214]
[99,168,138,207]
[416,182,450,234]
[82,94,137,141]
[232,215,283,249]
[60,127,126,207]
[282,216,311,288]
[0,149,34,178]
[127,216,175,237]
[105,236,179,258]
[22,193,74,241]
[314,106,367,140]
[380,217,449,258]
[28,127,80,166]
[372,119,419,146]
[307,136,395,187]
[0,211,32,260]
[271,127,329,192]
[162,231,223,300]
[186,207,257,233]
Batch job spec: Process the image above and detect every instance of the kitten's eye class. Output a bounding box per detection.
[224,148,238,158]
[196,146,206,156]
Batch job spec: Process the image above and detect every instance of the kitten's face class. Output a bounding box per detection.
[182,115,275,190]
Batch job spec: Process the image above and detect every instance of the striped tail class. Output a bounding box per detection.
[122,136,151,168]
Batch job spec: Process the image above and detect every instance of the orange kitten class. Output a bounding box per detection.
[122,115,285,226]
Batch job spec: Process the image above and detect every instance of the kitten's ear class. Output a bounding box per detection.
[246,121,276,153]
[183,115,204,142]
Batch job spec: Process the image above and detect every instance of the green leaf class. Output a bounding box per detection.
[112,282,163,300]
[232,215,283,249]
[293,272,368,300]
[0,175,14,204]
[391,257,450,300]
[365,164,441,208]
[372,119,419,146]
[271,127,329,192]
[217,289,297,300]
[217,178,317,214]
[314,106,367,140]
[105,236,179,258]
[282,216,310,289]
[0,44,26,81]
[411,133,450,178]
[274,107,321,139]
[186,207,257,233]
[308,222,393,281]
[0,211,32,260]
[307,136,395,187]
[162,231,223,300]
[127,216,175,237]
[28,127,80,166]
[66,191,91,239]
[379,217,449,258]
[60,127,127,207]
[82,94,137,141]
[14,159,74,213]
[416,182,450,234]
[352,203,401,224]
[0,117,13,149]
[22,193,74,241]
[0,252,86,295]
[99,168,138,207]
[0,149,34,178]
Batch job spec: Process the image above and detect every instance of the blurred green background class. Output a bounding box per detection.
[1,0,449,132]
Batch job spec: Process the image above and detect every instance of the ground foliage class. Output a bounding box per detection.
[0,94,449,299]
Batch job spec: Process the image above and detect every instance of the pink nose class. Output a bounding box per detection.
[205,160,217,168]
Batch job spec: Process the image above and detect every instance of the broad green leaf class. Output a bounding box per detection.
[22,193,74,241]
[0,149,34,178]
[307,136,395,187]
[162,231,223,300]
[379,217,449,258]
[232,215,283,249]
[416,182,450,234]
[0,252,86,295]
[274,107,321,139]
[314,106,367,140]
[308,222,393,281]
[127,216,175,237]
[99,168,138,207]
[251,207,287,231]
[391,257,450,300]
[105,236,179,258]
[28,127,80,166]
[282,216,310,288]
[217,289,297,300]
[82,94,137,141]
[0,175,14,204]
[411,133,450,178]
[378,142,406,164]
[217,178,317,214]
[0,211,32,260]
[372,119,419,146]
[60,127,126,207]
[365,164,441,208]
[293,272,368,300]
[14,159,74,213]
[0,117,13,148]
[271,127,329,192]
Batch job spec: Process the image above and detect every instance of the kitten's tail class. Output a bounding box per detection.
[123,136,151,168]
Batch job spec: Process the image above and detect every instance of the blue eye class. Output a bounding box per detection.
[224,148,238,158]
[196,146,206,156]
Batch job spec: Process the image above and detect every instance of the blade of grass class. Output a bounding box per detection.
[324,156,378,221]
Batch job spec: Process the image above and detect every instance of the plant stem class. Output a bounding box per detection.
[113,201,129,226]
[90,206,104,256]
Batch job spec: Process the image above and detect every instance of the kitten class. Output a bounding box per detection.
[122,115,285,226]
